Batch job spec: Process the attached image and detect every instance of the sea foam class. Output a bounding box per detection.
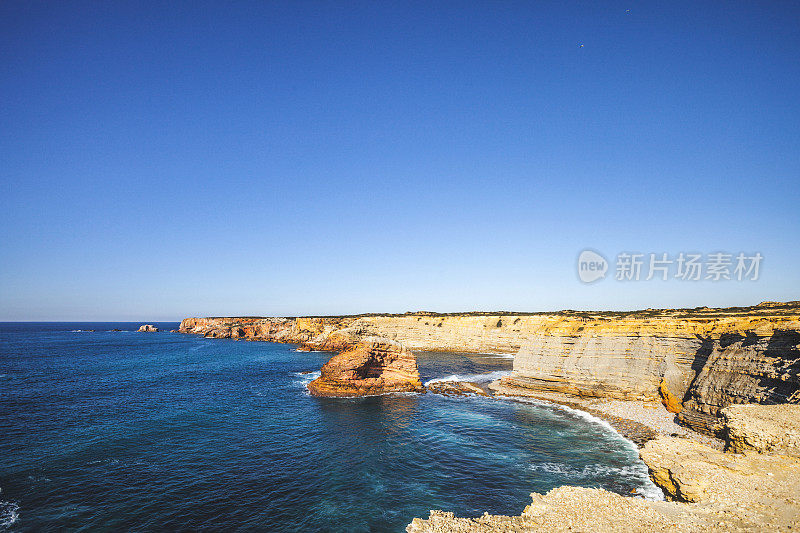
[424,370,512,386]
[509,397,664,500]
[292,371,321,387]
[0,500,19,528]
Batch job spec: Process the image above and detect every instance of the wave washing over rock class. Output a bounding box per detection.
[424,370,513,386]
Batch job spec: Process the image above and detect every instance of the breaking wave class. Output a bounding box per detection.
[507,397,621,438]
[529,461,662,499]
[425,370,512,386]
[292,371,321,387]
[477,352,515,359]
[0,499,19,528]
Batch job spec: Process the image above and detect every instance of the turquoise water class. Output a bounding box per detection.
[0,323,659,532]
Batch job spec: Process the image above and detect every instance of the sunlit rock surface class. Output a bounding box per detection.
[306,337,424,397]
[721,403,800,456]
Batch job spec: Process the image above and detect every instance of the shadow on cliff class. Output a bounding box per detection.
[758,329,800,404]
[678,330,800,435]
[681,336,715,404]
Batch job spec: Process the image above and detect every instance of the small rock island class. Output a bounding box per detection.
[307,336,424,397]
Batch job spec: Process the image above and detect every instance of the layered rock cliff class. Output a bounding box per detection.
[500,304,800,435]
[179,301,800,435]
[307,337,424,397]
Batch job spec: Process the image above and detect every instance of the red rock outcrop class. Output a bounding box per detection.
[307,337,424,397]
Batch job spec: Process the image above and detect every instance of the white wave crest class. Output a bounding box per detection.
[0,500,19,528]
[292,371,321,386]
[476,352,515,359]
[530,461,640,479]
[528,461,662,500]
[424,370,512,387]
[506,397,624,442]
[507,397,664,500]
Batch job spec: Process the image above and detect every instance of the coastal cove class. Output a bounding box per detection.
[0,323,658,532]
[179,304,800,531]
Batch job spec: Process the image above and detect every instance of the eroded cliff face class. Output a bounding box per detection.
[500,304,800,435]
[677,330,800,434]
[179,302,800,435]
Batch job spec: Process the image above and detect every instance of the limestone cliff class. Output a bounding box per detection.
[179,301,800,435]
[720,403,800,456]
[498,303,800,435]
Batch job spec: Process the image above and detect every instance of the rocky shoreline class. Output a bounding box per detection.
[488,383,722,449]
[407,404,800,532]
[177,302,800,531]
[179,301,800,438]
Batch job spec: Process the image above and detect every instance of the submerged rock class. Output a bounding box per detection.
[137,324,159,332]
[426,381,488,397]
[307,337,424,397]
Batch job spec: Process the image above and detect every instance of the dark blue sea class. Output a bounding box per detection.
[0,323,660,532]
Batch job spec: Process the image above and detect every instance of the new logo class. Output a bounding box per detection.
[577,249,608,283]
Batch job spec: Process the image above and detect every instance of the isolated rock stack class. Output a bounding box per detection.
[307,336,424,397]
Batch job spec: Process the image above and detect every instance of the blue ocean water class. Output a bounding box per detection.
[0,323,660,532]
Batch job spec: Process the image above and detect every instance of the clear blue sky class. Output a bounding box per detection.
[1,1,799,320]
